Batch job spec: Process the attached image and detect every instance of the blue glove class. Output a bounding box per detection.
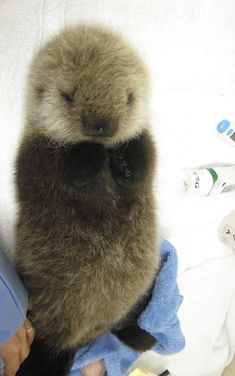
[0,249,28,367]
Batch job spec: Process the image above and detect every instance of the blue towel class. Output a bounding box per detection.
[70,239,185,376]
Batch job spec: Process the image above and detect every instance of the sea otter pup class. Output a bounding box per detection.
[15,24,159,376]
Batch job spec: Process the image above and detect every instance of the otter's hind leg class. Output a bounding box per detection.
[16,338,75,376]
[112,324,156,352]
[112,277,157,352]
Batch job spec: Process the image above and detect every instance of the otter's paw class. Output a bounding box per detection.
[63,143,108,189]
[112,324,156,352]
[109,135,148,187]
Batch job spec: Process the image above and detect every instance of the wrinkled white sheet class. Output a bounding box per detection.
[0,1,235,375]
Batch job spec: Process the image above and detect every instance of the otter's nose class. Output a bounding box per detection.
[84,121,115,138]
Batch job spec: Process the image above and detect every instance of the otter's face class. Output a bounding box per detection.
[26,25,150,146]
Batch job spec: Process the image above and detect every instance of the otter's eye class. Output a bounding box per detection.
[127,93,134,105]
[61,92,74,103]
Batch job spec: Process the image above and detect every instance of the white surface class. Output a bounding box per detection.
[0,1,235,375]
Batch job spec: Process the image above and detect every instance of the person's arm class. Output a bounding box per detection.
[0,249,35,376]
[0,317,35,376]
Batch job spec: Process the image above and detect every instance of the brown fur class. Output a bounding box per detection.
[15,24,158,374]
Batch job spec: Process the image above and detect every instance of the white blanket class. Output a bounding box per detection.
[0,1,235,375]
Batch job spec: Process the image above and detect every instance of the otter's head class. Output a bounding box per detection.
[25,25,150,146]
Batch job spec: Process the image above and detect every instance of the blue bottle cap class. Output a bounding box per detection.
[216,120,230,134]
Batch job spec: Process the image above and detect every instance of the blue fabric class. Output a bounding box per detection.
[0,249,28,345]
[70,239,185,376]
[0,249,28,368]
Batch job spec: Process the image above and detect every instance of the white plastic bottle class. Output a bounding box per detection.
[218,211,235,250]
[179,166,235,196]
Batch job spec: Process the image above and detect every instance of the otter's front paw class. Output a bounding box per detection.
[109,135,149,187]
[63,143,108,189]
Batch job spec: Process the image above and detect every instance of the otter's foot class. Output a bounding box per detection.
[63,143,108,189]
[109,133,150,187]
[112,324,156,352]
[16,338,75,376]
